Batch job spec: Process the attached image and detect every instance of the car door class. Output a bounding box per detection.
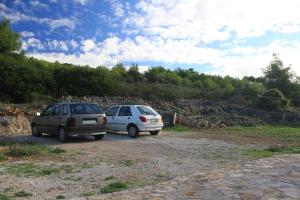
[105,106,120,131]
[38,104,54,134]
[113,106,133,131]
[48,104,63,135]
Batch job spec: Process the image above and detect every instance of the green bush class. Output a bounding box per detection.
[255,88,290,111]
[100,182,128,193]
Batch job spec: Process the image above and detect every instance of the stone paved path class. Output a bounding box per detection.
[90,154,300,200]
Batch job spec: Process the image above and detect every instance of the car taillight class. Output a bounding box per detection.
[139,116,147,122]
[67,118,76,127]
[103,117,107,125]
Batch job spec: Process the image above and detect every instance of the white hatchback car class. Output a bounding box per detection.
[105,105,164,138]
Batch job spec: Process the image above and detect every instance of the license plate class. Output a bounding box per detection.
[83,120,97,125]
[150,118,159,123]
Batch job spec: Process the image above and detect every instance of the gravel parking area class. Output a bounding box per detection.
[0,131,299,199]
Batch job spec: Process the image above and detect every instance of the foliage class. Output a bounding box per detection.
[255,88,290,111]
[243,146,300,159]
[1,19,300,111]
[100,182,128,193]
[0,19,21,55]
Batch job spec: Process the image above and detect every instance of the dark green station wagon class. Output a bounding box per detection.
[31,102,107,142]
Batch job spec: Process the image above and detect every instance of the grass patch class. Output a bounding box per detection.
[6,163,60,177]
[100,182,128,194]
[104,176,114,181]
[56,195,65,199]
[222,125,300,138]
[0,153,5,162]
[0,141,65,161]
[120,159,134,167]
[14,191,32,197]
[163,125,192,133]
[243,146,300,159]
[81,191,97,197]
[0,193,10,200]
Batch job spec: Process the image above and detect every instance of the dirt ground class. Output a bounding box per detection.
[0,131,299,199]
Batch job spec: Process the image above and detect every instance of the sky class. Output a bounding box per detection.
[1,0,300,77]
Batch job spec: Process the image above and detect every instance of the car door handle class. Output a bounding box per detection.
[112,117,114,119]
[127,117,131,119]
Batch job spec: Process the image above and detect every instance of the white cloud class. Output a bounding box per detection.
[70,39,79,49]
[22,38,44,50]
[73,0,90,5]
[0,5,75,30]
[47,40,69,51]
[108,0,125,17]
[20,31,35,38]
[29,0,49,10]
[81,39,96,52]
[45,18,76,30]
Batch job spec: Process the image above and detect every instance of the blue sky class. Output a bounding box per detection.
[1,0,300,77]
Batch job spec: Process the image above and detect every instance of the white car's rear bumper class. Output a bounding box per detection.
[138,123,164,132]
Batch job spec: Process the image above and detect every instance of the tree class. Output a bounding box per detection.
[263,53,294,97]
[255,88,290,111]
[0,19,21,54]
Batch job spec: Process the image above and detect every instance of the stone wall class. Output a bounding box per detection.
[1,96,300,136]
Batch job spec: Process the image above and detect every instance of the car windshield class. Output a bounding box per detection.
[137,106,156,115]
[70,104,103,114]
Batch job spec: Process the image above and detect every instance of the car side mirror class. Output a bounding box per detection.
[36,112,41,116]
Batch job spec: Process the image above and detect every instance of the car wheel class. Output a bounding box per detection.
[58,128,67,143]
[128,125,139,138]
[149,130,160,135]
[94,134,104,140]
[32,125,41,137]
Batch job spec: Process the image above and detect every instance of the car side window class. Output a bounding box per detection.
[52,104,62,116]
[105,106,119,116]
[62,104,68,116]
[118,106,132,116]
[42,105,54,116]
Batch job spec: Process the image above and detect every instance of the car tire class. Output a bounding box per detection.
[58,128,67,143]
[94,134,104,140]
[149,130,160,135]
[127,125,139,138]
[31,125,41,137]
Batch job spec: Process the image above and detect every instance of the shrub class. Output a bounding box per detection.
[255,88,290,111]
[100,182,128,193]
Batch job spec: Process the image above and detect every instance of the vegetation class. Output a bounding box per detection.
[0,141,65,161]
[244,146,300,159]
[13,191,32,198]
[100,182,128,194]
[6,163,60,177]
[163,125,192,133]
[1,19,300,111]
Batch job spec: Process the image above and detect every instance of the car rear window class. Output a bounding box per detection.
[136,106,156,115]
[70,104,103,114]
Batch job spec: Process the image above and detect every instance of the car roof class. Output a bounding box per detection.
[58,102,98,105]
[110,105,149,107]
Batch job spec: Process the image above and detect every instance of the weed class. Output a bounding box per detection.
[0,153,5,162]
[120,160,134,167]
[49,147,66,154]
[100,182,128,194]
[104,176,114,181]
[81,191,96,197]
[14,191,32,197]
[244,146,300,159]
[56,195,65,199]
[0,193,10,200]
[163,125,191,133]
[6,163,60,177]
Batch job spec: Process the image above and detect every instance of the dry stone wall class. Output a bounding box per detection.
[1,96,300,136]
